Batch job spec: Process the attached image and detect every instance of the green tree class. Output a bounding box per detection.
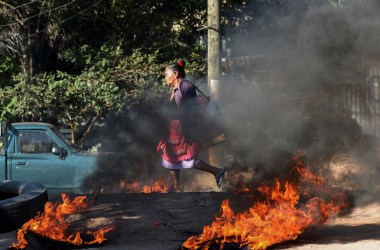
[0,0,264,147]
[0,42,168,145]
[0,0,94,77]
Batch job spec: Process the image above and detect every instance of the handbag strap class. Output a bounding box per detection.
[179,80,208,98]
[193,83,223,114]
[192,84,209,98]
[180,80,218,106]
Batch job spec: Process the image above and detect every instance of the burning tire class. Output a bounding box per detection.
[0,180,48,232]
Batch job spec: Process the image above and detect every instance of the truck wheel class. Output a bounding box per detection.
[0,180,48,232]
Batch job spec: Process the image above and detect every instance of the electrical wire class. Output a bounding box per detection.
[1,0,39,14]
[0,0,76,27]
[24,0,104,39]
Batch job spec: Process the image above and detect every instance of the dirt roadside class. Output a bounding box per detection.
[0,192,379,250]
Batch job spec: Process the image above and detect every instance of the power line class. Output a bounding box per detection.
[1,0,39,14]
[0,0,76,27]
[24,0,104,39]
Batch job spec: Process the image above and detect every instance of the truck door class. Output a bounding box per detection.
[9,130,75,189]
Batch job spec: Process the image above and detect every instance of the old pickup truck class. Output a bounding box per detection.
[0,122,98,192]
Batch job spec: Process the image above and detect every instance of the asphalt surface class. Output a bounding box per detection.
[0,192,379,250]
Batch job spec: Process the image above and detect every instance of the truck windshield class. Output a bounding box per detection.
[51,127,81,152]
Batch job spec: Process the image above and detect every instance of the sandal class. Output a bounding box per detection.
[216,168,227,188]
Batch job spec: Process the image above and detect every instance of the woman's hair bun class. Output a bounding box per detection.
[177,59,185,69]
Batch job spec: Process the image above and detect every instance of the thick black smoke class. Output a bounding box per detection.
[81,93,170,193]
[218,0,380,205]
[83,1,380,202]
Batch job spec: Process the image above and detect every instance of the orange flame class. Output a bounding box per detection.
[120,177,170,193]
[120,180,141,193]
[11,194,114,249]
[182,164,348,249]
[233,183,252,194]
[144,178,170,193]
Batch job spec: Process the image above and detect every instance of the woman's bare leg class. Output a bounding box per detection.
[168,169,181,192]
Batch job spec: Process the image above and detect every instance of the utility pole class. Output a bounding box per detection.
[207,0,222,167]
[208,0,220,87]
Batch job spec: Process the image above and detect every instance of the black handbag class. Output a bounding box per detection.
[183,82,226,148]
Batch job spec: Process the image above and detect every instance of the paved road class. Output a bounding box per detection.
[1,192,379,250]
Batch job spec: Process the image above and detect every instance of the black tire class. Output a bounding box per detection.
[0,180,48,232]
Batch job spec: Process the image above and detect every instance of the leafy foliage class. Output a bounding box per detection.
[0,42,170,144]
[0,56,17,86]
[0,0,293,145]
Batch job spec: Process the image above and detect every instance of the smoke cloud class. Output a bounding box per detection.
[83,0,380,205]
[219,0,380,205]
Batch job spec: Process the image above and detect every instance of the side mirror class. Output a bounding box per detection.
[52,146,67,159]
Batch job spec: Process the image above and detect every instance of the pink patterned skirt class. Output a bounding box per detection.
[156,120,201,164]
